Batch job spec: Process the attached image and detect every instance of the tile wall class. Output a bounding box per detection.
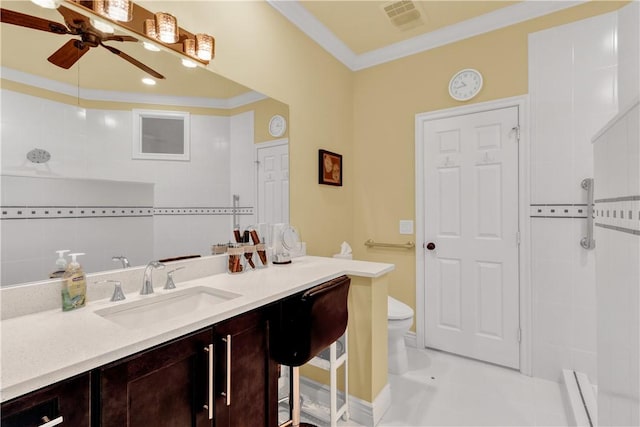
[594,101,639,427]
[594,2,639,425]
[528,11,619,382]
[1,89,255,285]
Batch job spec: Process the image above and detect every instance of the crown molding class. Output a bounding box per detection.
[268,0,588,71]
[0,67,265,109]
[266,0,358,67]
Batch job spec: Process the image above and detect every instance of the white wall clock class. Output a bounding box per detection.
[268,114,287,137]
[448,68,483,101]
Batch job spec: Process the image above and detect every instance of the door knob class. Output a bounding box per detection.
[425,242,436,251]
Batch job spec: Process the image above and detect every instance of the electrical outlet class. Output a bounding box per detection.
[399,220,414,235]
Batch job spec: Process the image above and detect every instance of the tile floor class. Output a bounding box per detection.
[304,347,570,427]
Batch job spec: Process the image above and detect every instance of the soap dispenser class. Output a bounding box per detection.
[62,253,87,311]
[49,249,70,279]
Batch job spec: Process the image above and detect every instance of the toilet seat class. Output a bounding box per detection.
[388,296,413,320]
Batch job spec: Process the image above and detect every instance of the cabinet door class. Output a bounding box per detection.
[1,373,91,427]
[98,329,213,427]
[214,309,278,427]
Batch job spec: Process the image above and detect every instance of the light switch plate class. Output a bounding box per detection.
[399,220,414,235]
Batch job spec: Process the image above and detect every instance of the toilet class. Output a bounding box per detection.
[387,296,414,375]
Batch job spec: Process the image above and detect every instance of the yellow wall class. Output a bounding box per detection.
[351,1,628,327]
[230,97,290,143]
[165,1,355,258]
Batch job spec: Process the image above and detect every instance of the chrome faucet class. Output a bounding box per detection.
[141,261,165,295]
[112,255,130,269]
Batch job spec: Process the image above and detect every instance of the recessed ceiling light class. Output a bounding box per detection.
[142,78,156,86]
[30,0,61,9]
[143,42,161,52]
[181,59,197,68]
[91,18,115,34]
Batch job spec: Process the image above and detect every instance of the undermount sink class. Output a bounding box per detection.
[95,286,241,329]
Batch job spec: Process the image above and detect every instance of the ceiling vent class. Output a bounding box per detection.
[381,0,425,31]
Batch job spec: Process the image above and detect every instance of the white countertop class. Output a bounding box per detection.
[0,256,393,402]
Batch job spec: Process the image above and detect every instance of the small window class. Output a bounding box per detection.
[132,109,190,161]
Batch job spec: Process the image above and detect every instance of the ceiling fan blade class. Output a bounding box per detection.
[102,35,138,43]
[0,8,69,34]
[48,39,90,69]
[101,44,165,80]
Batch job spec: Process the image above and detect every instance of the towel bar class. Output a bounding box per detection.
[364,239,415,249]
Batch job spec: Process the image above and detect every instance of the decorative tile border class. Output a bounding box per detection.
[594,196,640,236]
[1,206,153,220]
[1,206,254,220]
[530,204,588,218]
[154,207,254,216]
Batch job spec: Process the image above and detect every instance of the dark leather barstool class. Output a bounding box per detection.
[270,275,351,427]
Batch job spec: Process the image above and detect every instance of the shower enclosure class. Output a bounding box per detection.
[529,2,639,425]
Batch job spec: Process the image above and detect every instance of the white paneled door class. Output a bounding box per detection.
[257,141,289,225]
[422,106,520,369]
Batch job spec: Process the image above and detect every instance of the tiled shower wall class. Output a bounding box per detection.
[1,89,255,285]
[529,11,619,382]
[594,2,639,425]
[594,101,639,427]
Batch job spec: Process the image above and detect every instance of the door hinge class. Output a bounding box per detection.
[511,125,520,142]
[517,328,522,343]
[516,231,521,247]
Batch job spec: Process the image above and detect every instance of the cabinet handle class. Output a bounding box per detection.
[39,416,64,427]
[222,334,231,406]
[203,344,213,420]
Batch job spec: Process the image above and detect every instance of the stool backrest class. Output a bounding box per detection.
[269,275,350,367]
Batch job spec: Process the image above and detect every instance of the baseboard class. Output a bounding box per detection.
[300,376,392,426]
[562,369,597,427]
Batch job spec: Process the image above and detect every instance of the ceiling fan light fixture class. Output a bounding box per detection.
[104,0,133,22]
[195,33,214,61]
[184,39,196,57]
[155,12,178,44]
[30,0,61,9]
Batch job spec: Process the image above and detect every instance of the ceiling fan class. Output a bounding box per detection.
[0,6,165,79]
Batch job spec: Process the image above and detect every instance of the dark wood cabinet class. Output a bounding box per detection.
[213,309,278,427]
[2,308,278,427]
[1,373,91,427]
[97,328,213,427]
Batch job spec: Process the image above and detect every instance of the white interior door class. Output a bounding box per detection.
[422,106,520,369]
[257,141,289,225]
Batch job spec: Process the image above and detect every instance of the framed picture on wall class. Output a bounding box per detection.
[318,149,342,186]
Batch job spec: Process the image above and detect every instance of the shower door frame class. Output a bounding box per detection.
[414,95,532,375]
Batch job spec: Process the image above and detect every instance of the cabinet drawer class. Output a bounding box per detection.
[1,373,90,427]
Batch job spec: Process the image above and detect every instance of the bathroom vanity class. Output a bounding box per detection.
[0,256,394,426]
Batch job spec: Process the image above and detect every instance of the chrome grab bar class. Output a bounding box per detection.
[580,178,595,250]
[232,195,240,230]
[364,239,415,249]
